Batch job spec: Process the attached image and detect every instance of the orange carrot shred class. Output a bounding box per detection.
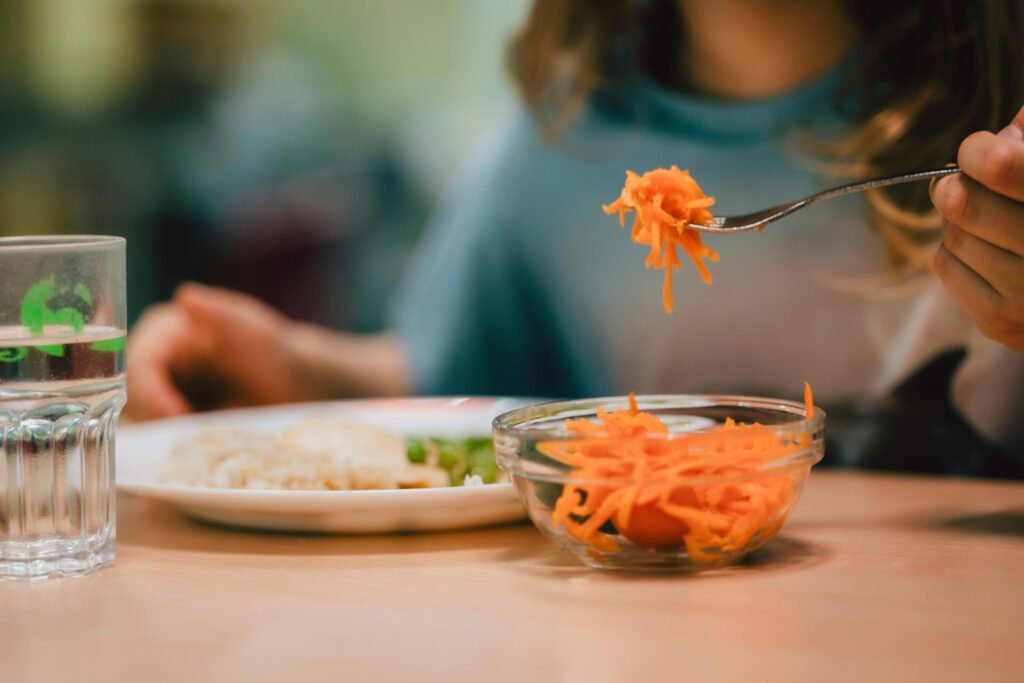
[804,381,814,421]
[603,166,717,313]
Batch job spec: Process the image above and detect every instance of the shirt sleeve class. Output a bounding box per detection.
[885,279,1024,467]
[952,339,1024,457]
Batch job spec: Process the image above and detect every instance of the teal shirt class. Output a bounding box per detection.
[393,67,860,397]
[391,67,1024,463]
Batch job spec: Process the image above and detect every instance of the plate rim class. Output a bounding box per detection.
[113,397,529,530]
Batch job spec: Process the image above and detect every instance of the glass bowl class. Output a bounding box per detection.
[493,394,824,572]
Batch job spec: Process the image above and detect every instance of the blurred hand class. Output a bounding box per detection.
[125,283,315,421]
[931,105,1024,353]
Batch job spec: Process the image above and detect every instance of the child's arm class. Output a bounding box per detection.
[930,105,1024,353]
[125,283,409,421]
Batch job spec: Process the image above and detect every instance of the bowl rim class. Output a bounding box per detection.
[493,393,825,437]
[492,393,825,485]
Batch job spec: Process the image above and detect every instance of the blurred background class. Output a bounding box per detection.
[0,0,529,328]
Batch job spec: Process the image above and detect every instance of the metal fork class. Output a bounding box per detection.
[689,166,960,233]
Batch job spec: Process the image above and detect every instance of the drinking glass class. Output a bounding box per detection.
[0,236,126,579]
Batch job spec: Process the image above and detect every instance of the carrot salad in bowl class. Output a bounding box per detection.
[540,385,815,561]
[493,387,824,571]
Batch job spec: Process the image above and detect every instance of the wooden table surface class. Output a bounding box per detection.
[3,471,1023,683]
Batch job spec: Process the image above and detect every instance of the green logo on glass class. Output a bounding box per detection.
[22,278,90,332]
[0,279,99,363]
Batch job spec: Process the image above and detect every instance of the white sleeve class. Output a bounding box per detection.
[953,338,1024,457]
[868,276,1024,461]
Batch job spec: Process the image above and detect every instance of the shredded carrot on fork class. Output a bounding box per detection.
[603,166,718,313]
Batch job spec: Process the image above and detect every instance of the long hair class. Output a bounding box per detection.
[508,0,1024,273]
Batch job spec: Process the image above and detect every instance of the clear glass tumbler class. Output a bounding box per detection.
[0,236,126,579]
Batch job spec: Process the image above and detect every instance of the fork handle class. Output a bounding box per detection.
[817,165,961,201]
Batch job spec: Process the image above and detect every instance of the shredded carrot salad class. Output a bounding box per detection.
[539,385,815,560]
[603,166,718,313]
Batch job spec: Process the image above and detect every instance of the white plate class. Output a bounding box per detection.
[116,397,533,533]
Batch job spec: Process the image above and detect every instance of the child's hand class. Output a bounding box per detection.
[930,105,1024,353]
[125,284,312,420]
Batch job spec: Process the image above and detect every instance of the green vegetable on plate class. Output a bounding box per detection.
[405,437,500,485]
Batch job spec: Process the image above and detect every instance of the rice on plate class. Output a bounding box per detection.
[160,418,450,491]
